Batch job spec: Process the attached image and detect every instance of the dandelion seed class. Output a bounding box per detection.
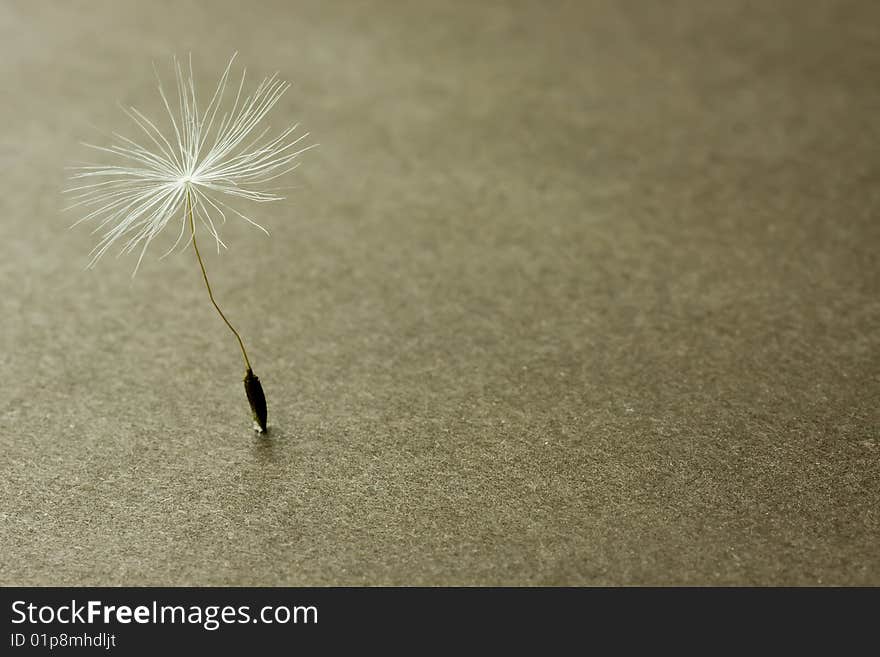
[66,53,316,434]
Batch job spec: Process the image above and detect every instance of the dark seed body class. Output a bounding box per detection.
[244,368,268,433]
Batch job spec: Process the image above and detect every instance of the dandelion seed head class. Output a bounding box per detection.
[65,52,316,276]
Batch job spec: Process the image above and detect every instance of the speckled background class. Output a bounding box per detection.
[1,0,877,585]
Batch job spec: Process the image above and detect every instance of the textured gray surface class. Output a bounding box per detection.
[1,0,878,585]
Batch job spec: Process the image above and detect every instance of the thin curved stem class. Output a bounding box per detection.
[186,188,252,372]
